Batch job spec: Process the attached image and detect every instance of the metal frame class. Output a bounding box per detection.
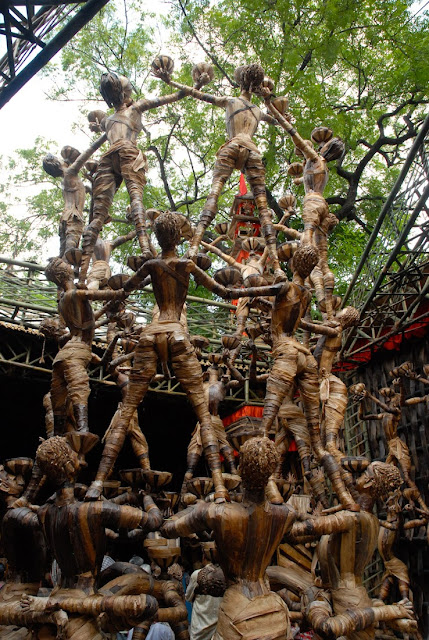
[0,0,109,108]
[341,115,429,365]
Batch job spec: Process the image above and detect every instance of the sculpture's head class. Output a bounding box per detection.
[39,315,68,340]
[43,153,64,178]
[240,436,278,491]
[153,211,181,251]
[100,72,133,108]
[36,436,80,486]
[336,306,360,329]
[234,63,265,94]
[45,257,74,288]
[356,460,402,503]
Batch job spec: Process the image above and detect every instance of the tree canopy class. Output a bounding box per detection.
[1,0,428,293]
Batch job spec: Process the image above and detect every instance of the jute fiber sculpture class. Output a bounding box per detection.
[156,63,285,280]
[18,436,163,639]
[353,381,429,514]
[44,258,125,435]
[86,212,277,502]
[265,97,344,318]
[78,69,187,285]
[163,437,296,640]
[258,254,359,510]
[288,460,418,639]
[183,358,238,493]
[42,137,106,261]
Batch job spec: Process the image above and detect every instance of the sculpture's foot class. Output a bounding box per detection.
[85,480,103,501]
[214,487,230,504]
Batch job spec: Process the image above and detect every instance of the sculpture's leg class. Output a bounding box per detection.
[86,339,157,500]
[128,411,151,470]
[278,405,329,507]
[181,425,203,494]
[245,152,283,279]
[323,376,359,500]
[261,344,297,438]
[190,148,234,257]
[171,335,228,502]
[79,158,118,285]
[322,266,335,320]
[65,218,84,255]
[215,417,237,475]
[51,363,68,435]
[64,359,91,433]
[59,221,66,258]
[123,175,152,261]
[301,194,327,247]
[299,357,358,510]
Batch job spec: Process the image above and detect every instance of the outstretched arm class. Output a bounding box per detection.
[136,88,190,112]
[288,512,352,541]
[201,240,240,268]
[163,79,228,108]
[192,263,282,299]
[71,134,107,173]
[299,319,339,337]
[265,98,318,161]
[162,502,210,538]
[111,228,137,250]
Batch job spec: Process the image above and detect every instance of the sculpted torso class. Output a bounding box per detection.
[146,257,191,322]
[271,283,311,342]
[62,171,86,217]
[225,97,263,141]
[58,290,95,344]
[303,155,329,194]
[206,502,291,597]
[104,103,143,145]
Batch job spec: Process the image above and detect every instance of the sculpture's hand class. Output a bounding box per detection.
[397,598,416,620]
[20,594,34,612]
[54,610,69,640]
[274,269,287,283]
[85,480,103,501]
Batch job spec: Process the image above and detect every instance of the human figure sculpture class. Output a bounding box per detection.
[162,437,296,640]
[19,436,163,639]
[44,257,125,434]
[78,70,187,285]
[258,247,359,510]
[156,63,285,280]
[378,474,429,604]
[201,237,272,357]
[353,381,429,513]
[316,306,361,497]
[87,229,137,290]
[100,326,151,475]
[265,99,344,317]
[86,212,275,503]
[182,358,238,493]
[288,460,418,639]
[43,137,107,260]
